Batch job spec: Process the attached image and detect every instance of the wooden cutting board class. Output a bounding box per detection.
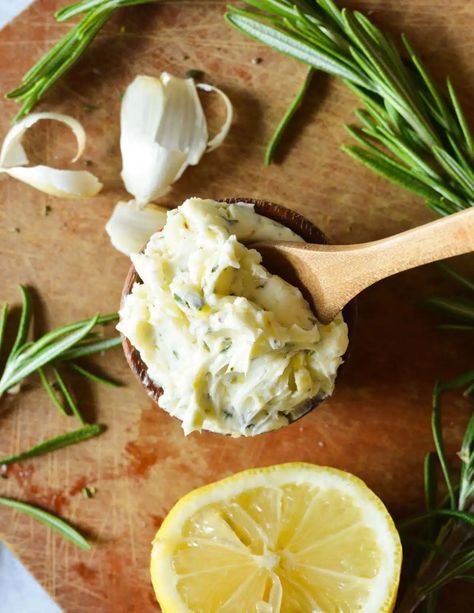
[0,1,473,611]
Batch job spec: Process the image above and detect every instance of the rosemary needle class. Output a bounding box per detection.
[38,367,68,416]
[60,336,122,360]
[400,509,474,530]
[0,303,8,355]
[68,362,121,387]
[422,296,474,323]
[55,0,157,22]
[432,381,456,509]
[265,67,314,165]
[0,497,91,550]
[7,284,32,362]
[0,424,105,465]
[52,365,85,425]
[438,263,474,293]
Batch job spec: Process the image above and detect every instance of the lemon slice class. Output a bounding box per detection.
[151,463,402,613]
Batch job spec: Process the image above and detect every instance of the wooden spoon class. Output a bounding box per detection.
[253,207,474,324]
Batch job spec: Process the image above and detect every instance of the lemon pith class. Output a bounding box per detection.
[151,463,402,612]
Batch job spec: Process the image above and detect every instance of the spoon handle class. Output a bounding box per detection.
[339,205,474,281]
[255,206,474,324]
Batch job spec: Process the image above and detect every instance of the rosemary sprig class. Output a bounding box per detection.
[0,286,120,412]
[397,270,474,612]
[226,0,474,216]
[0,497,90,550]
[0,424,104,465]
[398,379,474,612]
[6,0,158,120]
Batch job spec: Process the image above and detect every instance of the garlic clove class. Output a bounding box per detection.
[105,200,168,255]
[2,165,102,198]
[111,73,233,255]
[154,73,209,183]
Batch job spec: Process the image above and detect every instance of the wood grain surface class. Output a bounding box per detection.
[0,1,473,611]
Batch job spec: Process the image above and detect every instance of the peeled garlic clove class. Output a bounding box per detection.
[0,112,102,198]
[3,165,102,199]
[105,200,168,255]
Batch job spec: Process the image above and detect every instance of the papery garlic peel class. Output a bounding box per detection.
[0,112,102,198]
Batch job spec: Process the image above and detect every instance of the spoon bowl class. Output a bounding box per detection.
[121,198,356,434]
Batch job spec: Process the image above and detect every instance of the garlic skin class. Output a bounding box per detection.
[119,73,233,206]
[0,112,102,198]
[5,165,101,199]
[196,82,233,152]
[105,200,168,255]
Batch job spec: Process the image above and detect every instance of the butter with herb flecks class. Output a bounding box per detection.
[118,198,348,436]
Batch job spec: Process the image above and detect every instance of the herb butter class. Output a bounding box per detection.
[118,198,349,436]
